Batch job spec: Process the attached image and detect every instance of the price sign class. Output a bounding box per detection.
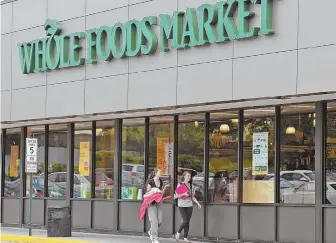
[26,138,38,173]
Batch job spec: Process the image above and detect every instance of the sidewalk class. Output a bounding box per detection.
[1,227,222,243]
[0,227,175,243]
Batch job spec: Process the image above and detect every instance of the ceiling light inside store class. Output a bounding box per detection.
[194,121,199,127]
[220,124,230,133]
[286,126,296,135]
[96,128,103,135]
[231,119,239,123]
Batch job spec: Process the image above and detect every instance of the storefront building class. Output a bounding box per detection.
[1,0,336,242]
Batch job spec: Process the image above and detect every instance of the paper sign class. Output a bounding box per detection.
[79,141,90,176]
[10,146,19,177]
[157,138,169,174]
[252,132,269,175]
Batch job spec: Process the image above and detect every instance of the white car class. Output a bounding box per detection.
[193,172,215,201]
[121,164,145,188]
[48,172,91,198]
[265,170,315,187]
[326,182,336,204]
[282,181,336,204]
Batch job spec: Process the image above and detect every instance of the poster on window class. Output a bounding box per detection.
[79,141,90,176]
[157,138,169,174]
[165,143,174,176]
[10,145,19,177]
[252,132,269,175]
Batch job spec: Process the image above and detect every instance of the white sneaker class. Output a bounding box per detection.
[148,230,153,241]
[153,240,160,243]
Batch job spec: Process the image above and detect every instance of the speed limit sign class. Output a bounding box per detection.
[26,138,38,173]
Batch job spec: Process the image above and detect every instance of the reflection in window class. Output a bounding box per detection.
[178,114,204,202]
[243,108,275,203]
[121,119,145,200]
[280,104,315,204]
[95,121,115,199]
[73,123,92,199]
[149,116,174,198]
[48,124,68,198]
[4,129,21,197]
[326,102,336,205]
[209,112,238,203]
[26,126,45,198]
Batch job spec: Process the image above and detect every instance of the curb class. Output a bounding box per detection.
[0,234,94,243]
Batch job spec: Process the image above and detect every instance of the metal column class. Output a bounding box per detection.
[203,113,210,238]
[43,125,49,226]
[143,117,149,233]
[19,127,27,226]
[90,122,96,229]
[172,115,179,234]
[66,123,74,207]
[1,129,6,224]
[113,119,122,233]
[237,110,244,241]
[315,101,326,243]
[274,106,281,242]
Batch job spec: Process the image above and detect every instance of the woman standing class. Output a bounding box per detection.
[175,171,202,242]
[146,168,170,243]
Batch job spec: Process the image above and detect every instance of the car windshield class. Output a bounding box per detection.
[264,174,274,180]
[195,172,214,177]
[304,172,315,181]
[329,183,336,190]
[76,175,90,184]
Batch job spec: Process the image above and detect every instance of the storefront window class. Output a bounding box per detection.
[26,126,45,198]
[121,118,145,200]
[4,128,21,197]
[48,124,68,198]
[326,102,336,205]
[149,116,174,198]
[178,114,205,202]
[73,123,92,199]
[96,121,115,199]
[243,108,275,203]
[280,104,315,204]
[209,112,238,203]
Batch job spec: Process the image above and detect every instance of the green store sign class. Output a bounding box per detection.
[18,0,275,74]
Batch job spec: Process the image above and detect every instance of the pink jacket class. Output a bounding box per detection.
[139,192,171,220]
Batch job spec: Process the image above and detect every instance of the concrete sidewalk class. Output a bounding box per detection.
[1,227,221,243]
[0,227,175,243]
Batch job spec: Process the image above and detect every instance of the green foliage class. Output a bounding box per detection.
[74,165,79,174]
[122,152,144,164]
[39,162,45,171]
[52,163,66,172]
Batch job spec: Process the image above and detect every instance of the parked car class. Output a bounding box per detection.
[193,172,215,201]
[326,182,336,204]
[4,179,20,196]
[39,172,89,198]
[281,181,336,204]
[121,164,145,188]
[263,170,315,187]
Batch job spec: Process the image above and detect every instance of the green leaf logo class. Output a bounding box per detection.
[44,19,62,36]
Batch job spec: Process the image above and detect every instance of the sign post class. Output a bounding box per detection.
[26,138,38,236]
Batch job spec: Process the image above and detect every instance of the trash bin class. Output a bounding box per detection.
[47,206,71,237]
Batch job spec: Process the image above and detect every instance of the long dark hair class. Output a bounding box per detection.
[145,168,161,192]
[180,171,193,191]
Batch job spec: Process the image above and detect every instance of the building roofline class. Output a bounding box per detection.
[1,0,17,5]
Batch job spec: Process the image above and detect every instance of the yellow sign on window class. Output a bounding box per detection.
[79,142,90,176]
[10,146,19,177]
[157,138,169,174]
